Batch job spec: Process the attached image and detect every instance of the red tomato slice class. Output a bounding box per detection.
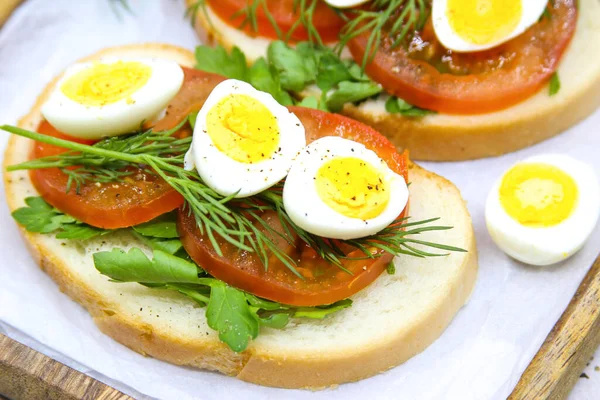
[206,0,344,43]
[29,67,224,229]
[178,107,409,306]
[348,0,577,114]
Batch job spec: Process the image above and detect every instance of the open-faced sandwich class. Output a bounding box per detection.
[2,43,477,388]
[187,0,600,161]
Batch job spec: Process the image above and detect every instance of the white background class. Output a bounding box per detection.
[0,1,599,399]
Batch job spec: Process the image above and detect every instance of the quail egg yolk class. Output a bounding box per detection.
[315,157,389,220]
[499,163,578,227]
[61,61,151,106]
[206,94,279,164]
[447,0,522,45]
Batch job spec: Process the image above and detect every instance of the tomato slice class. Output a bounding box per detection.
[206,0,344,43]
[29,67,224,229]
[348,0,577,114]
[178,107,408,306]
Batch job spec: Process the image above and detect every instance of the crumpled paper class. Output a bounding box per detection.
[1,1,599,399]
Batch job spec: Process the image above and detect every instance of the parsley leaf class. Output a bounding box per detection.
[549,72,560,96]
[326,81,382,112]
[195,45,248,80]
[248,58,294,106]
[267,41,315,92]
[315,52,352,92]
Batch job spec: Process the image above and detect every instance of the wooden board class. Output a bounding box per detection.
[0,334,131,400]
[0,0,24,26]
[509,253,600,399]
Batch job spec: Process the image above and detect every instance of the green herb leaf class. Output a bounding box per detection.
[549,72,560,96]
[195,45,248,80]
[12,197,67,233]
[385,96,413,113]
[94,248,203,284]
[168,283,211,307]
[267,41,314,92]
[12,196,110,239]
[250,308,290,329]
[245,293,289,311]
[316,52,352,92]
[385,96,435,117]
[248,58,294,106]
[132,231,183,255]
[326,81,382,112]
[56,224,109,240]
[132,214,179,238]
[294,299,352,319]
[205,280,259,352]
[296,96,320,109]
[386,261,396,275]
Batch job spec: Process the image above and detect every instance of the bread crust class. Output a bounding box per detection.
[188,0,600,161]
[3,43,478,389]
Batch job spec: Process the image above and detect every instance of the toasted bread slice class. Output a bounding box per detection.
[189,0,600,161]
[3,43,477,389]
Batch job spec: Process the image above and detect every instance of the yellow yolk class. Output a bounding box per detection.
[315,157,389,220]
[61,61,151,106]
[206,94,279,163]
[446,0,522,45]
[499,163,578,227]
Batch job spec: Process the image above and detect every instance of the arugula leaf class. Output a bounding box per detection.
[205,280,259,352]
[385,96,436,117]
[168,283,211,307]
[132,213,179,238]
[12,197,69,233]
[326,81,382,112]
[195,45,248,80]
[294,299,352,319]
[132,231,183,255]
[94,248,204,284]
[92,245,351,352]
[549,72,560,96]
[12,196,110,239]
[245,293,289,311]
[267,41,314,92]
[250,308,290,329]
[56,224,110,240]
[248,58,294,106]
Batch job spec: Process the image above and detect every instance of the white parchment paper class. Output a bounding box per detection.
[1,1,599,399]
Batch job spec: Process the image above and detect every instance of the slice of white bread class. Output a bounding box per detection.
[189,0,600,161]
[3,44,478,389]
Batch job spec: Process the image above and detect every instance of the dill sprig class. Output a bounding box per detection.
[2,121,464,278]
[336,0,430,67]
[186,0,326,46]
